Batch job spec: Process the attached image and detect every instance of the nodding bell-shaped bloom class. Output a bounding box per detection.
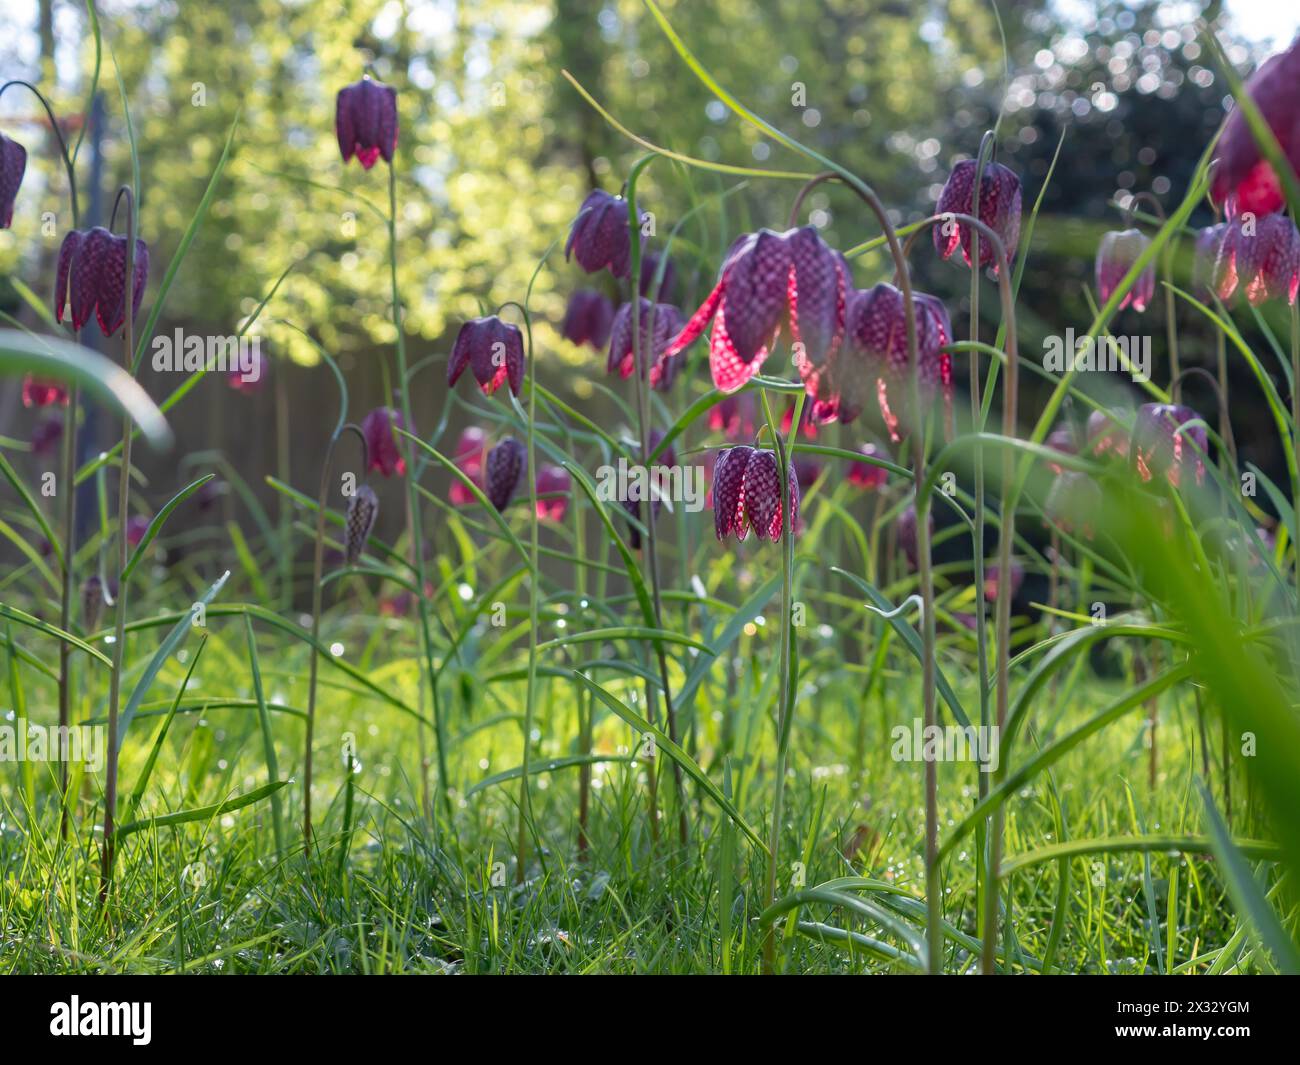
[781,402,818,439]
[933,159,1022,274]
[561,290,615,349]
[81,575,105,632]
[54,226,149,337]
[803,283,952,438]
[607,299,685,390]
[1045,471,1102,539]
[1095,228,1155,311]
[1087,408,1129,459]
[984,560,1024,603]
[1214,213,1300,306]
[22,375,68,408]
[623,431,675,549]
[31,415,62,457]
[848,443,889,490]
[450,426,488,505]
[566,189,642,279]
[662,225,847,393]
[794,458,821,493]
[1133,403,1207,488]
[1192,223,1230,300]
[536,464,571,522]
[448,315,525,397]
[896,502,932,571]
[345,485,379,563]
[640,251,676,301]
[485,437,526,512]
[1210,35,1300,218]
[126,515,150,548]
[361,407,408,478]
[1045,424,1077,475]
[712,445,800,543]
[0,132,26,228]
[708,392,757,441]
[335,76,398,170]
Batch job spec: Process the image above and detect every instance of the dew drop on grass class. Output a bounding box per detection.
[329,642,345,657]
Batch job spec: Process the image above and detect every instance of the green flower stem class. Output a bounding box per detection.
[387,163,452,825]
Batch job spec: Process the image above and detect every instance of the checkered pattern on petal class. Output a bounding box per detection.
[934,160,1022,274]
[71,227,112,332]
[346,485,379,563]
[0,133,27,229]
[54,229,83,324]
[721,229,790,364]
[712,446,752,541]
[741,449,781,542]
[787,225,845,371]
[1095,229,1154,311]
[485,437,526,511]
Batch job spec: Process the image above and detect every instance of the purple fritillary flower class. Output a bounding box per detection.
[560,289,616,349]
[31,415,63,457]
[708,393,757,441]
[448,315,525,398]
[345,485,379,563]
[450,426,488,505]
[535,464,571,522]
[712,445,800,543]
[126,514,150,547]
[22,375,68,408]
[485,437,526,512]
[896,501,932,571]
[565,189,643,279]
[1215,212,1300,306]
[1133,403,1207,488]
[1086,409,1129,459]
[336,76,398,170]
[1045,471,1102,539]
[1095,228,1155,311]
[640,251,677,301]
[848,443,889,490]
[983,560,1024,603]
[933,159,1022,274]
[607,298,684,390]
[0,132,26,228]
[1045,423,1077,476]
[54,226,148,337]
[1193,223,1231,300]
[361,407,408,478]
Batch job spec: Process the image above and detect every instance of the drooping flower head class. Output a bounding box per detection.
[848,443,889,490]
[335,76,398,170]
[1095,228,1155,311]
[536,464,571,522]
[1045,423,1077,476]
[485,437,526,512]
[1192,223,1230,300]
[22,375,68,408]
[1214,212,1300,306]
[661,225,847,393]
[793,457,821,493]
[933,159,1022,274]
[781,401,818,439]
[448,315,525,397]
[712,445,800,543]
[126,515,149,547]
[561,290,615,349]
[361,407,408,478]
[31,415,62,457]
[896,502,932,571]
[1210,36,1300,218]
[450,426,488,505]
[1132,403,1207,488]
[640,251,676,301]
[984,560,1024,603]
[54,226,149,337]
[607,298,685,391]
[1086,408,1129,459]
[803,282,952,439]
[566,189,643,279]
[708,392,757,441]
[0,132,27,229]
[345,485,379,563]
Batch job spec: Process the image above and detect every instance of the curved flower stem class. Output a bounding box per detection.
[2,79,88,840]
[100,185,135,900]
[387,163,452,827]
[900,209,1019,973]
[758,388,799,975]
[626,153,686,849]
[968,132,997,944]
